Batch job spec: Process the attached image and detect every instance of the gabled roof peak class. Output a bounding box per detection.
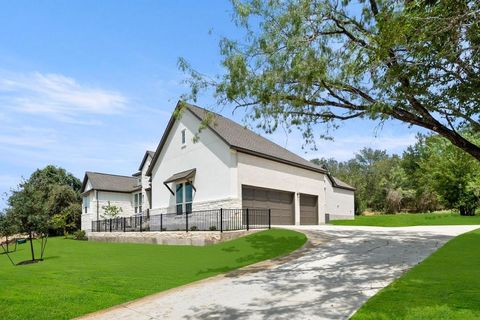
[147,101,328,176]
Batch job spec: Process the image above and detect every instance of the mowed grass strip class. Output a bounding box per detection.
[0,228,306,320]
[331,212,480,227]
[352,228,480,320]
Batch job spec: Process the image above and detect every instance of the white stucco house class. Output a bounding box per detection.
[81,101,355,231]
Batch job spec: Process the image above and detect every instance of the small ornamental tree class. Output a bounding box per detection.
[9,182,50,263]
[101,202,122,219]
[0,210,18,253]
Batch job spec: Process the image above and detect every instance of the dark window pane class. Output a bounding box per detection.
[185,182,193,202]
[176,204,183,215]
[185,203,192,214]
[176,184,183,204]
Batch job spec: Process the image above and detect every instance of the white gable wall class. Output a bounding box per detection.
[81,185,136,232]
[237,152,327,224]
[140,155,152,210]
[150,110,239,213]
[325,177,355,220]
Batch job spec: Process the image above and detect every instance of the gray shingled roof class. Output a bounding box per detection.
[164,168,196,184]
[138,150,156,171]
[186,103,327,174]
[146,101,355,191]
[329,175,355,191]
[82,172,139,193]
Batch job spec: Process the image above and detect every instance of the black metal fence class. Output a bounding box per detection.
[91,208,271,233]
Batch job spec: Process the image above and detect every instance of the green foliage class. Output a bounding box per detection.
[0,211,18,252]
[180,0,480,161]
[315,132,480,215]
[51,203,81,238]
[352,228,480,319]
[72,230,87,241]
[100,202,123,219]
[3,166,82,260]
[313,147,411,214]
[0,229,306,319]
[47,185,80,217]
[5,165,82,235]
[0,211,17,239]
[417,134,480,215]
[331,212,480,227]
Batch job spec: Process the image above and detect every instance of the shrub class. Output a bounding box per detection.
[209,226,217,231]
[73,230,87,241]
[385,189,403,214]
[190,225,198,231]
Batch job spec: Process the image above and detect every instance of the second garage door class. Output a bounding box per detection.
[242,186,294,225]
[300,194,318,225]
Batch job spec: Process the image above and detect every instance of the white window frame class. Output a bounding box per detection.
[181,129,186,145]
[134,192,143,214]
[83,195,89,214]
[175,181,193,214]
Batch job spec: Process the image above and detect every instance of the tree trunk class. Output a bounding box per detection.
[29,231,35,261]
[5,236,9,253]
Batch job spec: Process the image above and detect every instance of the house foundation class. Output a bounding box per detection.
[87,229,261,246]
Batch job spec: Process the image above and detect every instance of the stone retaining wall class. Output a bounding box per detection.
[87,229,262,246]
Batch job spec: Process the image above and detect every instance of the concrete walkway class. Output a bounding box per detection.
[79,225,478,320]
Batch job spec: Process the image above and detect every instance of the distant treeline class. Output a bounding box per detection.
[312,133,480,215]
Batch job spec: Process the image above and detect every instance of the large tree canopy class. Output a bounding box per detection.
[6,165,82,236]
[179,0,480,161]
[312,133,480,214]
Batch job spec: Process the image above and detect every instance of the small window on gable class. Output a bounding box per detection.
[181,129,186,145]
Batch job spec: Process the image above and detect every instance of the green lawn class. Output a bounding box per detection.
[331,212,480,227]
[0,228,306,320]
[352,228,480,319]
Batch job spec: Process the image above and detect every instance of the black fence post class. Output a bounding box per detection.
[91,221,94,232]
[268,209,271,229]
[160,214,163,232]
[186,211,189,232]
[140,215,143,232]
[123,217,126,232]
[109,219,112,232]
[246,208,250,231]
[220,208,223,233]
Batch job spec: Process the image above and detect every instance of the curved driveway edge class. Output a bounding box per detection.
[78,225,478,320]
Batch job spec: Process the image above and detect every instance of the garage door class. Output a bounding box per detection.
[300,194,318,225]
[242,186,294,225]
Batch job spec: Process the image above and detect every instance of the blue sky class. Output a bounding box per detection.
[0,1,420,209]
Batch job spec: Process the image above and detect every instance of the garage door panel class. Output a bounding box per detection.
[300,194,318,225]
[242,186,294,225]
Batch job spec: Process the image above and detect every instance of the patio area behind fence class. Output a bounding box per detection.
[91,208,271,233]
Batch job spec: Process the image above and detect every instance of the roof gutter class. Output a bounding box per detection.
[233,147,328,174]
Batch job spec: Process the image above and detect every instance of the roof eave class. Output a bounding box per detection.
[233,147,327,174]
[146,103,181,176]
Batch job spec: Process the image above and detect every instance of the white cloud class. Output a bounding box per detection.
[0,126,57,148]
[0,71,128,122]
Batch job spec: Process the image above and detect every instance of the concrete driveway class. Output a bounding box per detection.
[80,225,478,320]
